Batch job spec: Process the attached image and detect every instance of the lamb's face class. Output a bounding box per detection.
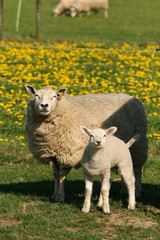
[26,85,67,117]
[80,126,118,149]
[89,129,107,149]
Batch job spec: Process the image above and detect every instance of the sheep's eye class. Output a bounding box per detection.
[104,134,106,138]
[90,135,93,138]
[52,95,57,100]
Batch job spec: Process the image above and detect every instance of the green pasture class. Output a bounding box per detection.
[0,0,160,239]
[2,0,160,44]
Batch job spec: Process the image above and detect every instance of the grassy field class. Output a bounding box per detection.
[0,41,160,240]
[2,0,160,44]
[0,0,160,239]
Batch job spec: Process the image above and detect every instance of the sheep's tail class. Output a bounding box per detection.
[126,134,140,148]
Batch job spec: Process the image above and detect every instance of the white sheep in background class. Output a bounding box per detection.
[80,126,140,214]
[25,85,148,202]
[70,0,109,18]
[53,0,74,16]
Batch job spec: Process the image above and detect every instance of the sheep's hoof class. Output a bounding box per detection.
[50,195,64,203]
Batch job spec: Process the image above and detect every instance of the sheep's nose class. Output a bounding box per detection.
[96,141,101,145]
[40,103,49,108]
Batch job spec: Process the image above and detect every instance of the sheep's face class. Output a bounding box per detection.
[70,6,77,17]
[80,126,117,149]
[53,8,60,16]
[26,85,67,117]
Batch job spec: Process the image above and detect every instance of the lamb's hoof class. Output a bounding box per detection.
[103,210,110,215]
[97,202,103,208]
[81,207,89,213]
[128,204,135,210]
[103,206,110,215]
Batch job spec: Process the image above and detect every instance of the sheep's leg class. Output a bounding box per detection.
[104,10,108,18]
[120,177,128,195]
[134,166,142,197]
[120,166,136,210]
[82,175,93,213]
[101,175,110,214]
[51,163,60,202]
[55,167,70,202]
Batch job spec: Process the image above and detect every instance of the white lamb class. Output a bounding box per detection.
[70,0,109,18]
[25,85,148,202]
[80,126,140,214]
[53,0,74,16]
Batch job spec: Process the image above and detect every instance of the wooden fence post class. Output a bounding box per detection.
[36,0,40,39]
[0,0,3,40]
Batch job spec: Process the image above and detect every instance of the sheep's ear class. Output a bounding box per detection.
[26,85,36,95]
[57,88,67,100]
[106,127,117,136]
[80,126,91,136]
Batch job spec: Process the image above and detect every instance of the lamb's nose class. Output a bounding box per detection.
[41,103,49,108]
[97,141,101,145]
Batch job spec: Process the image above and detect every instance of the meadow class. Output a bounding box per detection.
[0,41,160,240]
[0,0,160,239]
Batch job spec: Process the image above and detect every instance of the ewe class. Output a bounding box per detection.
[53,0,74,16]
[70,0,109,18]
[80,126,140,214]
[25,85,148,202]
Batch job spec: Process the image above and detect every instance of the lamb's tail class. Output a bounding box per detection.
[126,134,140,148]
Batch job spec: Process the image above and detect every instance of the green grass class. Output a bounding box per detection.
[0,0,160,239]
[0,146,160,240]
[2,0,160,44]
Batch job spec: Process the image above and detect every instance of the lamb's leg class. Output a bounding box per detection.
[51,163,60,202]
[101,175,110,214]
[55,167,70,202]
[97,192,103,208]
[120,166,136,210]
[134,166,142,197]
[82,175,93,213]
[98,177,112,208]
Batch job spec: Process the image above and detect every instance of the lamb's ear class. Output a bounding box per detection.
[106,127,117,136]
[57,88,67,100]
[80,126,91,136]
[26,85,36,95]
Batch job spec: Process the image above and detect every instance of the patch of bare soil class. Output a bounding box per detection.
[108,213,158,229]
[0,219,22,227]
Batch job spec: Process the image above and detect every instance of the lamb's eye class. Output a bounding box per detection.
[35,94,40,99]
[104,134,106,138]
[90,135,93,138]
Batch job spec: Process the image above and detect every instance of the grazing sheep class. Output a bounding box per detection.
[70,0,109,18]
[53,0,74,16]
[25,85,148,202]
[80,126,140,214]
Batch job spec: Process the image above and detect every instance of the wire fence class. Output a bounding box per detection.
[1,0,160,42]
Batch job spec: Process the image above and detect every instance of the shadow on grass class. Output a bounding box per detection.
[0,180,159,210]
